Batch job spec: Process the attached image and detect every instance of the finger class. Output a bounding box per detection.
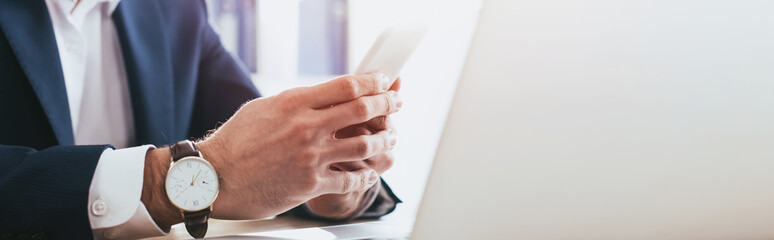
[301,73,392,108]
[324,168,379,194]
[334,124,372,139]
[321,130,397,163]
[323,91,402,129]
[334,116,393,139]
[330,160,369,172]
[390,77,401,92]
[364,151,395,174]
[364,116,393,133]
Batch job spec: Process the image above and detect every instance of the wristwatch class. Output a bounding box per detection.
[165,140,219,239]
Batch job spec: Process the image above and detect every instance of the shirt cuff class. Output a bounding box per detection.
[87,145,167,239]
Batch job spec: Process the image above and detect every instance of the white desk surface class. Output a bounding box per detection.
[143,215,413,240]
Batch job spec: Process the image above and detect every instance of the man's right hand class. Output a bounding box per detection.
[141,73,401,229]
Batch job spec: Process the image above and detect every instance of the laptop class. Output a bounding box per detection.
[217,0,774,238]
[411,0,774,239]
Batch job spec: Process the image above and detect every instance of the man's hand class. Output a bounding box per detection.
[306,116,399,218]
[306,78,402,219]
[141,73,403,229]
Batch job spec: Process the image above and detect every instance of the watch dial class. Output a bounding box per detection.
[165,157,219,211]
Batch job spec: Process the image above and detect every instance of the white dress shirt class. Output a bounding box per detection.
[44,0,166,239]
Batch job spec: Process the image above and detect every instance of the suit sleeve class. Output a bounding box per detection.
[187,10,262,138]
[0,144,111,239]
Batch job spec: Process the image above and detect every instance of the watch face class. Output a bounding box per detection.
[165,157,219,211]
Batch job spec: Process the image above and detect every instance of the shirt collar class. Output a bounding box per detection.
[55,0,121,16]
[47,0,121,30]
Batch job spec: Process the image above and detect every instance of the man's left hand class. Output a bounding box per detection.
[305,78,401,219]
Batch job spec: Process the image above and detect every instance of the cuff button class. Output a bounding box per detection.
[91,198,109,216]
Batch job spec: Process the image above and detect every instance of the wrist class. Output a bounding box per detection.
[195,139,228,173]
[141,147,183,230]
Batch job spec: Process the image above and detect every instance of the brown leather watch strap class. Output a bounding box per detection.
[169,140,210,239]
[183,208,211,239]
[170,140,200,162]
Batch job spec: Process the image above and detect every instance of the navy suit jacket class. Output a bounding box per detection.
[0,1,399,239]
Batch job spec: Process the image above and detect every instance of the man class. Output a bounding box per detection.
[0,0,401,239]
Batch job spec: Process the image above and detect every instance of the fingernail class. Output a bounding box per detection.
[368,170,379,184]
[377,73,391,91]
[392,91,403,110]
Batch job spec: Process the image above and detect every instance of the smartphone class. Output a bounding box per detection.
[353,27,428,86]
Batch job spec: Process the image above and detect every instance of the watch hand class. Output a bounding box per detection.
[191,169,201,186]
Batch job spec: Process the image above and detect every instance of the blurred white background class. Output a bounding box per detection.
[206,0,483,219]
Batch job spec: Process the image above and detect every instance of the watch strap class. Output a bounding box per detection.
[169,140,210,239]
[170,140,200,162]
[183,208,210,239]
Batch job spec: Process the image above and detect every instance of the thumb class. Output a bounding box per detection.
[390,77,402,92]
[327,168,379,194]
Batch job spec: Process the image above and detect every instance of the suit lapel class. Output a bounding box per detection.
[113,1,175,145]
[0,0,75,145]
